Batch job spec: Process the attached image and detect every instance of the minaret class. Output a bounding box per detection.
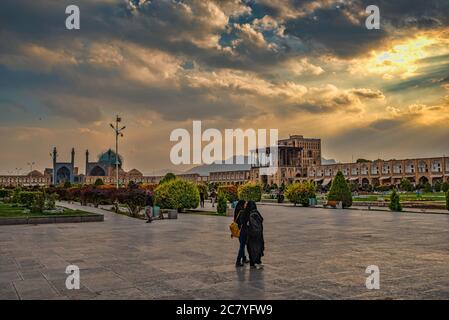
[71,148,75,167]
[71,148,75,183]
[52,147,57,185]
[85,150,89,176]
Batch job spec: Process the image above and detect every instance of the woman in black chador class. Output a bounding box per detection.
[244,201,264,269]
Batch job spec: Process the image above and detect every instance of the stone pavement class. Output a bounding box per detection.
[1,202,449,300]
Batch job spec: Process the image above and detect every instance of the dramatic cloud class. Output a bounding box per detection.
[0,0,448,172]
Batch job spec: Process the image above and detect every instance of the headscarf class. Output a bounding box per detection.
[234,200,246,220]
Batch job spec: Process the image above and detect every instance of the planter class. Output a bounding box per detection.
[152,206,160,217]
[167,209,178,219]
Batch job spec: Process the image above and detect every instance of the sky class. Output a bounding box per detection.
[1,0,449,175]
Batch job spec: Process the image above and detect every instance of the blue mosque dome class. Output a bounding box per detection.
[98,149,123,167]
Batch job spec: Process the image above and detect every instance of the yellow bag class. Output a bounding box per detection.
[229,211,241,238]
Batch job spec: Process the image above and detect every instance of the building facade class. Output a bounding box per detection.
[305,157,449,187]
[250,135,321,186]
[0,170,51,187]
[209,170,250,185]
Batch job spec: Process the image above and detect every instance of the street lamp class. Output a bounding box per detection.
[110,115,126,189]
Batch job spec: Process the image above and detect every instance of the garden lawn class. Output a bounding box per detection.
[0,203,93,218]
[353,192,446,202]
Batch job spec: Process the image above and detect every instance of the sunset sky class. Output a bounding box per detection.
[1,0,448,174]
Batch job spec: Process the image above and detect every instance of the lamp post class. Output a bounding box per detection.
[110,115,126,189]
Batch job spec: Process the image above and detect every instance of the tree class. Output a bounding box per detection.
[217,191,228,215]
[159,172,176,185]
[423,182,432,193]
[154,179,199,210]
[128,180,138,189]
[400,178,413,192]
[285,181,316,207]
[238,182,262,202]
[356,159,371,163]
[116,188,147,217]
[217,185,238,202]
[389,188,402,212]
[280,182,286,192]
[327,171,352,208]
[94,178,104,186]
[63,181,72,188]
[434,180,442,192]
[350,182,359,192]
[442,181,449,193]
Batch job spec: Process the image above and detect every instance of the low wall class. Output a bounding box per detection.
[0,214,104,226]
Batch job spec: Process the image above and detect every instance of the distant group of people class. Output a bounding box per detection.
[233,200,265,269]
[199,189,217,208]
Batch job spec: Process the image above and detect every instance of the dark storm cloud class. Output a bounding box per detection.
[359,0,449,28]
[284,6,386,58]
[281,0,449,58]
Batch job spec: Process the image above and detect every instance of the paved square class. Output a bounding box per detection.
[1,203,449,300]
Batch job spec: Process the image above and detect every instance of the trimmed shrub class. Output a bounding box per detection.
[441,181,449,193]
[12,188,22,204]
[389,188,402,212]
[238,182,262,202]
[94,178,104,186]
[138,183,158,192]
[18,191,40,208]
[285,181,316,207]
[32,192,45,213]
[159,172,176,185]
[434,180,442,192]
[116,188,147,217]
[327,171,352,208]
[217,185,238,202]
[423,182,432,193]
[400,178,413,192]
[154,179,199,210]
[46,193,58,210]
[217,191,228,215]
[0,189,12,199]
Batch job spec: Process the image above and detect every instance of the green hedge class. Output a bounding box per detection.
[238,182,262,202]
[154,179,199,209]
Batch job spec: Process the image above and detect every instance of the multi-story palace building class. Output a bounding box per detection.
[250,135,321,186]
[209,170,251,186]
[305,157,449,187]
